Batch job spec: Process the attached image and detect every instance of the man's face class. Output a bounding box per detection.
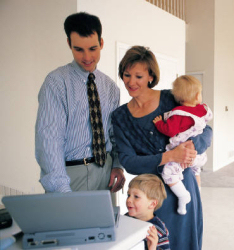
[69,32,103,72]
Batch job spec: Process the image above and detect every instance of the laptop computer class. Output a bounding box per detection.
[2,190,120,249]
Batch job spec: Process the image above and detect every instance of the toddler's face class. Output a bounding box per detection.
[126,188,154,221]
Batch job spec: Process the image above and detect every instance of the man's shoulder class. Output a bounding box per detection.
[96,69,117,86]
[95,70,120,100]
[47,62,73,79]
[39,63,75,94]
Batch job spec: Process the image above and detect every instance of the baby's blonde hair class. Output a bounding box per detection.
[128,174,167,211]
[172,75,202,105]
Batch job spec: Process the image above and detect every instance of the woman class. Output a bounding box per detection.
[112,46,212,250]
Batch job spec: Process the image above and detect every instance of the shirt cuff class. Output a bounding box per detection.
[112,157,124,170]
[56,184,72,193]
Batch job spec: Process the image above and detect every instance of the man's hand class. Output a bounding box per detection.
[109,168,125,193]
[146,226,158,250]
[153,115,162,124]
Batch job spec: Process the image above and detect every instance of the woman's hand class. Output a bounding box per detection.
[161,140,197,167]
[180,140,196,169]
[146,225,158,250]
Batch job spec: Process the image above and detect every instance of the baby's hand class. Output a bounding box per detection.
[153,115,162,124]
[146,225,158,250]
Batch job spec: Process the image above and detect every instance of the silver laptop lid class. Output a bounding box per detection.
[2,190,115,234]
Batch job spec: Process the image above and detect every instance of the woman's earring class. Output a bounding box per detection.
[148,81,153,88]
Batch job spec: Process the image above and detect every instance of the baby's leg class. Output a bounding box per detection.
[192,166,201,190]
[170,181,191,215]
[162,162,191,215]
[192,153,207,168]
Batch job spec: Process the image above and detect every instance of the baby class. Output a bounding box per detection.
[126,174,170,250]
[153,75,213,215]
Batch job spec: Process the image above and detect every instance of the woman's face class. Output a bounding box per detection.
[122,63,153,98]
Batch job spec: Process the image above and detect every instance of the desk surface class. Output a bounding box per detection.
[1,215,151,250]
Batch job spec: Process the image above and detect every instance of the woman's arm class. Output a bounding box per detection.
[190,125,213,154]
[113,121,163,175]
[160,140,197,166]
[113,120,197,175]
[160,125,213,168]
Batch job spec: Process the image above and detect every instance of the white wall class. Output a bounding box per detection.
[185,0,215,171]
[214,0,234,169]
[0,0,77,194]
[186,0,234,171]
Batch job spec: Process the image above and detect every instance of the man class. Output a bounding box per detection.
[35,12,125,193]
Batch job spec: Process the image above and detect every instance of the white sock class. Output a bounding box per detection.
[170,181,191,215]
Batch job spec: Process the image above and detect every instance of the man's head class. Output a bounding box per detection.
[64,12,103,72]
[64,12,102,46]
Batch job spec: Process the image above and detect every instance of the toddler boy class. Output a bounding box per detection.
[126,174,170,250]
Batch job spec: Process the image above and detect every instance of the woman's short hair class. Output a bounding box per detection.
[119,46,160,88]
[172,75,202,104]
[128,174,167,211]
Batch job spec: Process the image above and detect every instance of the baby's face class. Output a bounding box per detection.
[197,90,202,104]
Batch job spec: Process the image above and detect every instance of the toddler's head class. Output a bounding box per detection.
[126,174,167,221]
[172,75,202,105]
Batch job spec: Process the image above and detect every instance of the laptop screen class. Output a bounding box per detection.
[2,190,116,234]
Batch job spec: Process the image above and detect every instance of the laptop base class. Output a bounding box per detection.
[22,226,115,249]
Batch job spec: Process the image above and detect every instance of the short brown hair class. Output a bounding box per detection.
[64,12,102,47]
[128,174,167,211]
[118,46,160,88]
[172,75,202,104]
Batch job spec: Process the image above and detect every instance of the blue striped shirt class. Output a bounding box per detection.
[35,61,120,193]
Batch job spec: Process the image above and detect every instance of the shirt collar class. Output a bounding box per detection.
[72,60,98,81]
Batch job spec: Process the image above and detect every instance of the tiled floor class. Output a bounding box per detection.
[201,187,234,249]
[201,163,234,188]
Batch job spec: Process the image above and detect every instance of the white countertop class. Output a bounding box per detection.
[1,215,151,250]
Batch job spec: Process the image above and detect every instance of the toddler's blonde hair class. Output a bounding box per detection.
[172,75,202,105]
